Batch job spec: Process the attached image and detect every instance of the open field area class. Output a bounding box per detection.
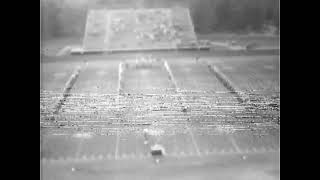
[41,1,280,178]
[41,0,280,178]
[40,51,279,179]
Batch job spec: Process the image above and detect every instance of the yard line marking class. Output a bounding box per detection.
[163,60,178,92]
[205,62,249,103]
[56,46,72,56]
[82,10,91,50]
[187,127,201,157]
[114,129,120,160]
[230,137,242,153]
[53,62,88,115]
[118,62,124,95]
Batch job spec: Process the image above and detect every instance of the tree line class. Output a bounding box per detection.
[189,0,279,33]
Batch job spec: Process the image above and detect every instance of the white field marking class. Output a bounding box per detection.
[186,127,201,157]
[185,8,197,43]
[82,10,108,50]
[143,128,164,136]
[53,62,88,114]
[114,62,124,162]
[63,61,88,94]
[114,129,120,160]
[63,67,80,93]
[51,133,69,136]
[72,132,93,139]
[117,62,124,95]
[205,62,249,103]
[82,10,90,48]
[230,137,242,153]
[56,46,72,56]
[81,10,96,50]
[163,60,178,92]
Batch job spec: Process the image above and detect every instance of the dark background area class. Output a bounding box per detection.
[40,0,279,40]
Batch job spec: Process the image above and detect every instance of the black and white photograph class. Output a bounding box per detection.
[40,0,280,179]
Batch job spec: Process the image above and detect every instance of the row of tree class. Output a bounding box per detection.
[189,0,279,33]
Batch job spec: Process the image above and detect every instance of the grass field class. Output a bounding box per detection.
[40,37,279,179]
